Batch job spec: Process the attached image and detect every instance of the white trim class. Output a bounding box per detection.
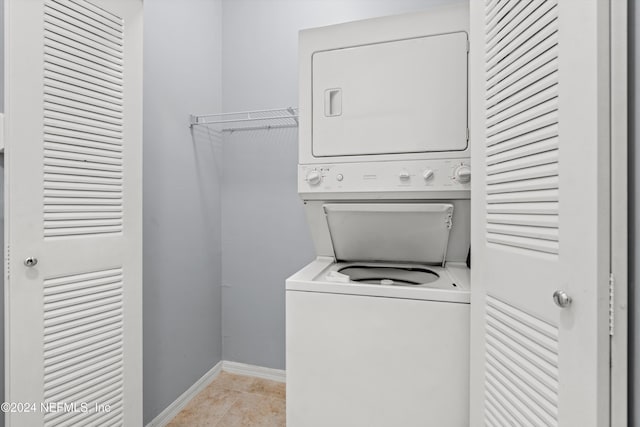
[609,0,628,426]
[145,361,223,427]
[222,360,286,383]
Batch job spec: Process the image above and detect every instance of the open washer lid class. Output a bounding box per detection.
[322,203,454,266]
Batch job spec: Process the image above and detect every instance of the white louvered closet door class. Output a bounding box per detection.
[469,1,611,426]
[5,1,142,426]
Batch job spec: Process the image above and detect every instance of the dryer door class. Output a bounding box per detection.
[312,32,468,157]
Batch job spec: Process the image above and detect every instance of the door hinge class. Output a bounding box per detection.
[466,39,470,53]
[445,213,453,230]
[466,128,470,141]
[609,273,615,336]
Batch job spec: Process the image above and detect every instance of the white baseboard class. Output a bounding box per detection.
[222,360,286,383]
[146,360,223,427]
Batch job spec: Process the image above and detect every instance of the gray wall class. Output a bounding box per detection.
[143,0,223,423]
[220,0,464,370]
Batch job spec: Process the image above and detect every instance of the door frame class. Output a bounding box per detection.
[610,0,628,426]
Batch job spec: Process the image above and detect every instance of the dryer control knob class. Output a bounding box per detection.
[423,169,434,181]
[455,165,471,184]
[306,170,322,185]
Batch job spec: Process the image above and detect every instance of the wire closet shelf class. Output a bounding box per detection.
[189,107,299,133]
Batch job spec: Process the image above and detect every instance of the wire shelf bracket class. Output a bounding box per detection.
[189,107,299,133]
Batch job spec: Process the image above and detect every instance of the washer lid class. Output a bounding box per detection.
[323,203,454,265]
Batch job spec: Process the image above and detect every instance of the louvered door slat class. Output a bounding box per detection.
[45,87,124,118]
[487,37,558,98]
[487,201,558,215]
[487,124,557,155]
[487,163,558,186]
[44,74,123,106]
[66,0,123,26]
[43,33,122,73]
[486,343,558,400]
[485,390,518,425]
[486,0,515,32]
[486,0,534,47]
[487,99,558,141]
[487,35,557,94]
[487,136,557,166]
[487,86,557,131]
[44,345,122,383]
[487,59,558,110]
[44,141,123,159]
[482,0,560,257]
[488,147,558,173]
[484,295,560,425]
[45,5,123,49]
[44,49,122,82]
[486,16,557,82]
[45,93,124,120]
[49,0,124,39]
[45,106,123,131]
[42,266,125,426]
[487,189,558,205]
[487,213,557,228]
[44,70,122,102]
[485,328,559,388]
[486,0,500,16]
[487,2,556,67]
[45,60,121,91]
[45,124,122,145]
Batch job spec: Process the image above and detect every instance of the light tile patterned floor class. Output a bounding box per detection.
[167,372,286,427]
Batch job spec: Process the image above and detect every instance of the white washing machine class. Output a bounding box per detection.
[287,5,470,427]
[287,262,469,427]
[286,203,470,427]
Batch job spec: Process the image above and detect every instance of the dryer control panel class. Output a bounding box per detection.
[299,159,470,197]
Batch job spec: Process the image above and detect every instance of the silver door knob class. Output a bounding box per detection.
[24,257,38,267]
[553,290,571,308]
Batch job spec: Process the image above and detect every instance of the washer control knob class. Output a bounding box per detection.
[455,165,471,183]
[423,169,434,181]
[336,174,344,182]
[306,170,322,185]
[399,171,410,181]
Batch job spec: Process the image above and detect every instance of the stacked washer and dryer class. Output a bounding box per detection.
[286,4,471,427]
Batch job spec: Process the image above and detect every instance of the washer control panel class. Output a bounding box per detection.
[299,159,470,194]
